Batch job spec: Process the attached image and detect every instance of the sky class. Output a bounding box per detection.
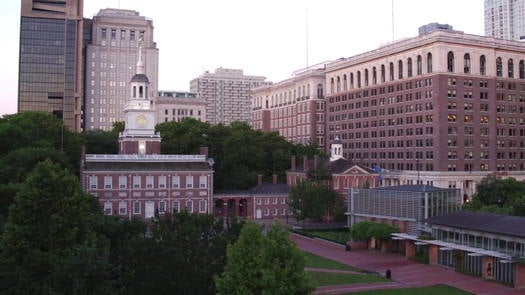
[0,0,484,116]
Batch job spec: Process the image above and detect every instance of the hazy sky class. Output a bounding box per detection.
[0,0,484,116]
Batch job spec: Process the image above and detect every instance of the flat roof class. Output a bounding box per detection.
[85,154,206,163]
[426,211,525,239]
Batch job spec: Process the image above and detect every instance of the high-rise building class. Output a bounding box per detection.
[85,9,159,131]
[18,0,84,132]
[324,25,525,198]
[190,68,270,125]
[251,64,327,147]
[484,0,525,40]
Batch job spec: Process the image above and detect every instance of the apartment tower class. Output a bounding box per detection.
[190,68,270,125]
[85,9,158,131]
[484,0,525,40]
[18,0,84,131]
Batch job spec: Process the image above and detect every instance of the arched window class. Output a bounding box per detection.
[139,86,144,98]
[388,62,394,81]
[508,59,514,78]
[330,78,334,94]
[317,83,323,98]
[480,55,486,75]
[307,84,310,97]
[381,65,386,83]
[463,53,471,73]
[427,53,433,73]
[343,74,347,91]
[357,71,361,88]
[133,86,137,98]
[336,76,341,92]
[407,58,413,77]
[372,67,377,84]
[350,73,354,89]
[417,55,422,75]
[398,60,403,79]
[520,60,525,79]
[496,57,502,77]
[364,69,369,86]
[447,51,454,72]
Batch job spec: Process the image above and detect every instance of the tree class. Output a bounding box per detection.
[350,221,399,241]
[464,175,525,216]
[118,212,243,295]
[215,222,313,295]
[0,160,111,294]
[288,180,341,221]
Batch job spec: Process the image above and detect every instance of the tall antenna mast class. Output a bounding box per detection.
[306,8,309,68]
[391,0,395,41]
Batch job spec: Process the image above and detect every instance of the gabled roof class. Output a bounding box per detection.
[291,157,376,175]
[426,210,525,239]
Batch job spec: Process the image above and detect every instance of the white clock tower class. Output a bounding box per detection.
[119,41,161,155]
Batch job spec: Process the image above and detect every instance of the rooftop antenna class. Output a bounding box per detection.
[306,7,309,68]
[391,0,395,41]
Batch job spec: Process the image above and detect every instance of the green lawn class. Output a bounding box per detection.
[307,230,352,244]
[303,251,359,271]
[308,271,389,287]
[347,284,473,295]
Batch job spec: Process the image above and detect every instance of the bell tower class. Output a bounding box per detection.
[330,135,343,161]
[119,40,161,155]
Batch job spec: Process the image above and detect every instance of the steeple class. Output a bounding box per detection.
[330,135,343,161]
[118,40,160,155]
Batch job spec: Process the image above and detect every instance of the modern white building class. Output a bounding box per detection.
[484,0,525,40]
[85,9,159,131]
[190,68,271,125]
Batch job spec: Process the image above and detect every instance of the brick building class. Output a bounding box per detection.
[81,45,213,219]
[286,138,379,197]
[213,175,289,220]
[324,25,525,198]
[251,64,327,147]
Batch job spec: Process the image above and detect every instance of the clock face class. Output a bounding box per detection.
[136,115,147,128]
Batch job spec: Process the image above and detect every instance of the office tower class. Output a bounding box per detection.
[190,68,270,125]
[85,9,158,131]
[485,0,525,40]
[324,25,525,197]
[18,0,84,131]
[251,64,327,147]
[155,91,206,123]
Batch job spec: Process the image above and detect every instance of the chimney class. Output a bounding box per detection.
[303,155,309,171]
[272,174,278,184]
[257,174,263,186]
[199,147,209,157]
[314,155,319,171]
[291,155,296,171]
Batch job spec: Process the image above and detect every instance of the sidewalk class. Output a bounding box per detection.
[292,233,523,295]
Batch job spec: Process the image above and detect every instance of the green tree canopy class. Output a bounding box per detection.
[288,180,342,221]
[464,175,525,216]
[350,221,399,241]
[0,159,111,294]
[215,222,313,295]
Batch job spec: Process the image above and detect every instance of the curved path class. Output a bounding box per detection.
[291,233,523,295]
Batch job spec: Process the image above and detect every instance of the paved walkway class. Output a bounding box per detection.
[292,233,524,295]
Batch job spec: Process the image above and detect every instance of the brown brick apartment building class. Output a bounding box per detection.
[324,27,525,198]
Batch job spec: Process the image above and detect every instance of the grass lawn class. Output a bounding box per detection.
[346,284,473,295]
[303,251,359,271]
[308,271,389,287]
[307,230,352,244]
